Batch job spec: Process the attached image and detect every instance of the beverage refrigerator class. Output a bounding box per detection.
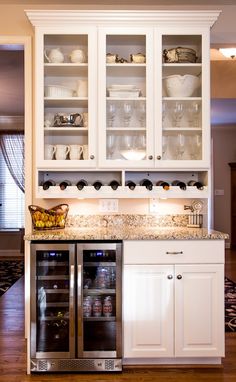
[30,241,122,372]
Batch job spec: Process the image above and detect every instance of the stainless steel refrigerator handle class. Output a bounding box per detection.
[77,264,83,357]
[69,265,75,338]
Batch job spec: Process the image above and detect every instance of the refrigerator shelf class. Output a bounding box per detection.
[84,262,116,267]
[44,289,69,293]
[37,275,69,280]
[83,316,116,322]
[83,288,116,295]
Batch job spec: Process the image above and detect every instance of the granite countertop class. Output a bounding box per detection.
[24,226,229,241]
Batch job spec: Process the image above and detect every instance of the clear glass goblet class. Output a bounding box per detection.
[107,102,116,127]
[162,135,168,159]
[188,102,201,127]
[176,133,185,159]
[123,102,133,127]
[136,101,146,127]
[172,102,184,127]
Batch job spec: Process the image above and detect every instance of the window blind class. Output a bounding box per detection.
[0,148,24,228]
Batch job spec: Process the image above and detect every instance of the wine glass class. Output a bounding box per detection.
[106,135,116,159]
[123,102,133,127]
[107,102,116,127]
[162,135,168,159]
[162,101,167,125]
[172,102,184,127]
[176,133,185,159]
[188,102,201,127]
[188,134,202,160]
[136,101,146,127]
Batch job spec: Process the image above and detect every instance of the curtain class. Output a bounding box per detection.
[0,132,25,193]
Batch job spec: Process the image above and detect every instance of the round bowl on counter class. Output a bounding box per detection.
[163,74,200,97]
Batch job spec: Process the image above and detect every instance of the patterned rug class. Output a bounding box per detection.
[0,260,24,297]
[225,277,236,332]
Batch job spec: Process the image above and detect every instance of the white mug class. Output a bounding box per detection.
[82,145,88,160]
[77,80,88,97]
[69,145,83,160]
[55,145,70,160]
[45,144,56,160]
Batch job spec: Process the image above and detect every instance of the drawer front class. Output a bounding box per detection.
[123,240,225,264]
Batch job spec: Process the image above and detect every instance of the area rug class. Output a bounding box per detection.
[0,260,24,297]
[225,277,236,332]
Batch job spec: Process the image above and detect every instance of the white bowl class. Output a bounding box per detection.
[163,74,200,97]
[120,149,146,161]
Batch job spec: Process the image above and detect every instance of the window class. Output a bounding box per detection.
[0,147,24,228]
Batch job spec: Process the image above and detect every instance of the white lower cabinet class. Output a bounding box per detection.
[123,240,225,363]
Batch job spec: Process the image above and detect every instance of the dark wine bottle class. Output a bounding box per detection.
[42,179,56,190]
[93,180,103,190]
[59,180,71,190]
[172,180,187,190]
[187,180,204,190]
[109,180,121,190]
[125,180,136,190]
[140,178,153,191]
[156,180,170,190]
[76,179,88,190]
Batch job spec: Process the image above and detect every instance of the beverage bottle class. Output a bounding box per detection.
[76,179,88,190]
[93,180,103,190]
[140,178,153,190]
[92,297,102,317]
[103,296,113,317]
[59,180,71,190]
[187,180,204,190]
[42,179,56,190]
[109,180,120,190]
[156,180,170,190]
[125,180,136,190]
[172,180,187,190]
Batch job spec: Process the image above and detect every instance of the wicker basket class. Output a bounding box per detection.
[28,204,69,230]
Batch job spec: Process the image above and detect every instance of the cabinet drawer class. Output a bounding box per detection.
[123,240,225,264]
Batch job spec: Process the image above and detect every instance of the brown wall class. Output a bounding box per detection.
[211,61,236,98]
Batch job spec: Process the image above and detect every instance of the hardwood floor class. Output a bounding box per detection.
[0,249,236,381]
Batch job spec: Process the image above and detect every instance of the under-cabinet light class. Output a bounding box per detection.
[219,48,236,59]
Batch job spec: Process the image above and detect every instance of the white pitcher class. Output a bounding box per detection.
[44,48,64,63]
[70,49,86,63]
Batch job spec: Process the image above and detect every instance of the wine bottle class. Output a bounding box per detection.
[140,178,153,191]
[125,180,136,190]
[187,180,204,190]
[172,180,187,190]
[93,180,103,190]
[42,179,56,190]
[156,180,170,190]
[76,179,88,190]
[109,180,120,190]
[59,180,71,190]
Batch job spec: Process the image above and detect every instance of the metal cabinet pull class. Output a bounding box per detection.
[148,155,153,160]
[167,274,173,279]
[156,155,161,160]
[166,251,183,255]
[177,274,182,280]
[90,154,95,160]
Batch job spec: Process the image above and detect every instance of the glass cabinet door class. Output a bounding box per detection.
[36,28,97,168]
[158,33,205,168]
[98,28,154,168]
[77,243,122,357]
[31,244,75,358]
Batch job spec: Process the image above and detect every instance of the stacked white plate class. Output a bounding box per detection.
[107,84,141,98]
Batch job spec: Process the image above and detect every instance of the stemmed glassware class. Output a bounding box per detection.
[136,101,146,127]
[188,134,202,160]
[188,102,201,127]
[176,133,185,159]
[123,102,133,127]
[162,101,167,125]
[107,102,116,127]
[172,102,184,127]
[162,135,168,159]
[107,135,116,159]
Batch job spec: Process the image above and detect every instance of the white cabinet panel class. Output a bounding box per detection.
[123,265,174,358]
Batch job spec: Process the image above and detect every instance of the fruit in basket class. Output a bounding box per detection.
[29,204,69,230]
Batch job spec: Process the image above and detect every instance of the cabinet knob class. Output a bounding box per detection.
[90,155,95,160]
[167,274,173,280]
[156,155,161,160]
[148,155,153,160]
[177,274,182,280]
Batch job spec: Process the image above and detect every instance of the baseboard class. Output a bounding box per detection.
[0,249,23,257]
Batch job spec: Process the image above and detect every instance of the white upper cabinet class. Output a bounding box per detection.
[34,26,97,169]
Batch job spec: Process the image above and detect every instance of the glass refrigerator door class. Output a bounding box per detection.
[77,243,122,358]
[31,243,75,358]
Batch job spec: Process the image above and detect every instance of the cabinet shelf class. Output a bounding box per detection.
[163,97,201,101]
[163,127,202,132]
[44,98,88,107]
[44,63,88,76]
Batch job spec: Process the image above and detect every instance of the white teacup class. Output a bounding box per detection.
[45,144,56,160]
[82,145,88,160]
[69,145,83,160]
[55,145,70,160]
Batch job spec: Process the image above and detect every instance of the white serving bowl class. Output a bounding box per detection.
[120,149,146,161]
[163,74,200,97]
[45,85,74,98]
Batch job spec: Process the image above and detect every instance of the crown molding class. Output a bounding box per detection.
[25,10,221,28]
